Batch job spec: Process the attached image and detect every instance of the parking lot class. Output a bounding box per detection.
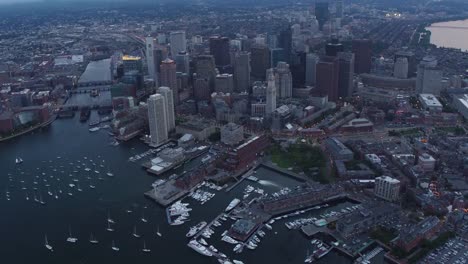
[419,237,468,264]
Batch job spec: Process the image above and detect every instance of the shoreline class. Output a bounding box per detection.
[0,115,56,143]
[425,17,468,51]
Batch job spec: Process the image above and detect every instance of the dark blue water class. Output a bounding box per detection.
[0,115,353,264]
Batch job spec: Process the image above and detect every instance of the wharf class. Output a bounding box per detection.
[226,163,260,192]
[145,181,199,207]
[260,162,307,182]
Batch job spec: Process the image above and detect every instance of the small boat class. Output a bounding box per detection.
[132,225,141,238]
[39,194,46,205]
[44,234,53,251]
[225,198,241,212]
[141,212,148,223]
[111,240,119,251]
[142,240,151,253]
[16,157,23,164]
[89,233,99,244]
[107,212,115,224]
[89,127,100,132]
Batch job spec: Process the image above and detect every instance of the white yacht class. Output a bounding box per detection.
[16,157,23,164]
[186,221,207,237]
[106,222,114,232]
[111,240,119,251]
[89,233,99,244]
[66,227,78,243]
[44,235,53,251]
[225,198,241,212]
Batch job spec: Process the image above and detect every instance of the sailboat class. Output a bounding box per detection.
[106,167,114,177]
[141,211,148,223]
[39,194,46,205]
[89,233,99,244]
[132,225,141,238]
[44,234,53,251]
[33,193,39,202]
[142,240,151,253]
[111,240,119,251]
[106,222,114,232]
[54,190,58,200]
[66,227,78,243]
[77,184,82,192]
[107,212,115,224]
[156,225,162,237]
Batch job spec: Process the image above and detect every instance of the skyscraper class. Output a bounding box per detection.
[145,37,157,82]
[416,56,442,95]
[175,51,190,75]
[209,36,230,68]
[305,53,318,86]
[270,48,285,68]
[266,69,277,115]
[352,39,372,74]
[274,62,293,98]
[374,176,400,202]
[395,50,416,77]
[337,52,355,98]
[147,94,168,146]
[157,86,176,132]
[315,1,330,31]
[278,27,292,63]
[215,74,234,93]
[233,51,251,93]
[325,38,344,57]
[250,44,270,79]
[160,58,178,105]
[394,57,408,79]
[169,31,187,56]
[316,56,340,101]
[336,0,343,19]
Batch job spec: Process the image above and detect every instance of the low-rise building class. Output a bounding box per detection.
[176,119,217,141]
[221,123,244,146]
[419,94,442,112]
[395,216,442,252]
[418,153,436,172]
[324,137,354,161]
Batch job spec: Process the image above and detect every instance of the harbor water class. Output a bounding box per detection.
[0,115,356,264]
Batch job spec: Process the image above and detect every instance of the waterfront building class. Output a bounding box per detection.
[395,216,442,252]
[222,134,270,171]
[221,122,244,146]
[147,94,168,146]
[157,86,176,132]
[374,176,400,202]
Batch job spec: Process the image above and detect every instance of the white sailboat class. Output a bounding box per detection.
[156,225,162,237]
[132,225,141,238]
[142,240,151,253]
[89,233,99,244]
[106,222,114,232]
[66,227,78,243]
[107,212,115,224]
[111,240,119,251]
[141,211,148,223]
[44,234,53,251]
[39,194,46,205]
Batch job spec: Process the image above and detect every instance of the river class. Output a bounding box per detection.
[426,19,468,51]
[0,115,357,264]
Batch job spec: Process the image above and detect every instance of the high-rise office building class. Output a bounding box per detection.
[290,52,307,87]
[250,44,270,79]
[147,94,168,146]
[315,1,330,31]
[336,0,343,18]
[337,52,355,98]
[175,51,190,75]
[169,31,187,56]
[270,48,285,68]
[278,27,292,63]
[305,53,318,86]
[193,77,211,101]
[157,86,176,132]
[209,36,231,68]
[160,58,179,105]
[352,39,372,74]
[233,51,251,93]
[195,55,217,90]
[122,55,143,74]
[215,74,234,93]
[145,37,157,82]
[374,176,400,202]
[316,56,340,101]
[416,56,443,95]
[395,50,416,77]
[394,57,408,79]
[266,69,277,115]
[325,38,344,57]
[274,62,293,98]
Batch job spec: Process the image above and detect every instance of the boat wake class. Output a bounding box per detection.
[258,180,279,188]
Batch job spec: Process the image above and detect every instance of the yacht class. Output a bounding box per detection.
[44,235,53,251]
[106,171,114,177]
[106,222,114,232]
[187,240,213,257]
[16,157,23,164]
[111,240,119,251]
[233,260,244,264]
[141,212,148,223]
[89,233,99,244]
[89,127,100,132]
[186,221,207,237]
[142,240,151,253]
[225,198,241,212]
